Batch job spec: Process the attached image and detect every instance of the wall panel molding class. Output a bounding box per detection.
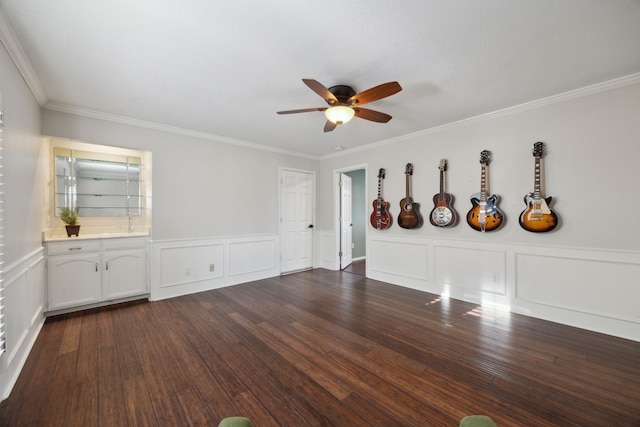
[513,248,640,325]
[367,234,640,341]
[151,235,279,301]
[1,249,45,400]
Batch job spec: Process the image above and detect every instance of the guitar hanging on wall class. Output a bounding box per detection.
[466,150,504,232]
[398,163,422,229]
[370,168,392,230]
[429,159,458,227]
[519,142,558,232]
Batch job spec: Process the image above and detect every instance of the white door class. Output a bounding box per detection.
[280,169,315,273]
[340,173,353,269]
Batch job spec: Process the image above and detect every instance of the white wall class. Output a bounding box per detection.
[317,80,640,341]
[42,111,318,240]
[41,110,319,300]
[0,36,47,399]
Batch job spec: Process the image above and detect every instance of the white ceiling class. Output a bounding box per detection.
[1,1,640,157]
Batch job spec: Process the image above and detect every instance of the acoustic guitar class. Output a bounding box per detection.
[429,159,458,227]
[519,142,558,232]
[466,150,504,232]
[398,163,422,229]
[370,168,392,230]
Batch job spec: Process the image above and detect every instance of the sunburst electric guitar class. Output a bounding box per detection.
[466,150,504,232]
[370,168,392,230]
[519,142,558,232]
[398,163,422,229]
[429,159,458,227]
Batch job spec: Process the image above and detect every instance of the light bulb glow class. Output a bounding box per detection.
[324,106,355,124]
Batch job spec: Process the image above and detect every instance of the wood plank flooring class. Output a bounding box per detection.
[1,268,639,426]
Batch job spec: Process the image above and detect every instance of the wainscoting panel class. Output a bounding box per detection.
[1,249,45,400]
[158,242,224,288]
[366,233,640,341]
[316,231,337,270]
[369,236,429,287]
[514,250,640,324]
[229,238,276,276]
[434,244,506,296]
[151,235,279,301]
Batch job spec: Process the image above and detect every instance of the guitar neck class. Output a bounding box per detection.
[439,169,445,196]
[405,174,411,199]
[480,165,488,203]
[533,156,541,202]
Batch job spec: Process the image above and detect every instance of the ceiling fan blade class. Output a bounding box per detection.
[277,107,327,115]
[353,107,392,123]
[324,120,337,132]
[348,81,402,106]
[303,79,339,105]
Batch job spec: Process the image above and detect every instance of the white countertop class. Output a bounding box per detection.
[43,230,150,242]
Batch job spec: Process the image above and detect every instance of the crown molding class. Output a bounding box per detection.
[322,72,640,160]
[43,101,319,160]
[0,9,47,105]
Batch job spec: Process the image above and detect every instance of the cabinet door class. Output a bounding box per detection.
[103,249,147,300]
[48,253,102,310]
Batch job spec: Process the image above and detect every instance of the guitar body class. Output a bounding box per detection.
[466,193,504,232]
[398,197,421,229]
[398,163,422,229]
[370,199,392,230]
[429,193,458,227]
[519,194,557,232]
[520,142,558,233]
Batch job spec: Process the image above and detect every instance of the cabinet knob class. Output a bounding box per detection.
[95,263,98,272]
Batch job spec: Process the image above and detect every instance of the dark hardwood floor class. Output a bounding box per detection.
[1,268,639,426]
[342,259,365,276]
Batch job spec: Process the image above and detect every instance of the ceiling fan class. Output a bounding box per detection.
[277,79,402,132]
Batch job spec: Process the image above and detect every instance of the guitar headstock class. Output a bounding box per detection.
[438,159,447,172]
[479,150,491,166]
[378,168,386,179]
[405,163,413,175]
[532,141,545,158]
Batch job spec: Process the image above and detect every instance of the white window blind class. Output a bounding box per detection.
[0,101,5,357]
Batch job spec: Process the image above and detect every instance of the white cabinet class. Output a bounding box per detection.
[45,236,148,312]
[103,249,147,299]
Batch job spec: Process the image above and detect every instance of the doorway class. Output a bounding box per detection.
[334,166,367,271]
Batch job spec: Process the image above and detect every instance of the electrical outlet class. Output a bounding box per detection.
[209,264,215,272]
[185,267,191,276]
[492,272,500,283]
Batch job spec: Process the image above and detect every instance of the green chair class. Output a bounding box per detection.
[459,415,498,427]
[218,416,253,427]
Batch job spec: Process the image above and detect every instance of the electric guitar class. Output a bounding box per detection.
[466,150,504,232]
[429,159,458,227]
[370,168,392,230]
[398,163,422,229]
[519,142,558,232]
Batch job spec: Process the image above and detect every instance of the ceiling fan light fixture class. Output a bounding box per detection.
[325,106,355,125]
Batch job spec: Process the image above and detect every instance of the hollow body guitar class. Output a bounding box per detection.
[398,163,422,229]
[519,141,558,232]
[370,168,392,230]
[429,159,458,227]
[466,150,504,232]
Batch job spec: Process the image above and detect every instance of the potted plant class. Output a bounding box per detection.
[60,207,81,237]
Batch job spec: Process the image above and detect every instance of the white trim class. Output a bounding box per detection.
[0,10,47,105]
[321,72,640,160]
[333,164,368,271]
[43,101,317,160]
